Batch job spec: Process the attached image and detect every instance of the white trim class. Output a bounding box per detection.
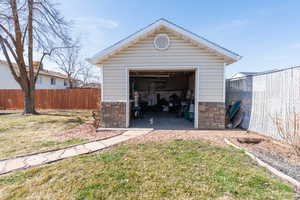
[126,65,199,129]
[223,63,226,103]
[126,67,130,127]
[194,67,199,128]
[87,19,241,65]
[127,65,198,71]
[160,20,241,62]
[99,65,104,102]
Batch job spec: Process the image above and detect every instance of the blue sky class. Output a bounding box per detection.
[5,0,300,77]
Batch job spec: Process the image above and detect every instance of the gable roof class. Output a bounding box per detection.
[87,18,242,65]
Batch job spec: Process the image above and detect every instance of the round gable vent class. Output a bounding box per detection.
[154,34,170,50]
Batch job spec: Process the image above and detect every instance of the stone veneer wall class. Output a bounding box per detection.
[198,102,225,129]
[100,102,126,128]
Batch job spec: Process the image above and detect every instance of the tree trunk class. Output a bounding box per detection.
[68,76,73,88]
[22,0,37,115]
[23,88,37,114]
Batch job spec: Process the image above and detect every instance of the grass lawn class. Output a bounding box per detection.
[0,140,295,200]
[0,110,92,159]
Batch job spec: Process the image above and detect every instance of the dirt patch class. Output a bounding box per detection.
[127,129,263,146]
[54,121,122,141]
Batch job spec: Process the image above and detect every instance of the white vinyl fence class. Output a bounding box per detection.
[226,66,300,139]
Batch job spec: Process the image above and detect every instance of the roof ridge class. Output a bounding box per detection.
[87,18,241,64]
[160,19,241,58]
[0,59,68,79]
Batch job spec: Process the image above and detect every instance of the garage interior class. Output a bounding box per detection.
[129,70,195,129]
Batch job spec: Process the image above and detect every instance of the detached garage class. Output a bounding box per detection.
[88,19,241,129]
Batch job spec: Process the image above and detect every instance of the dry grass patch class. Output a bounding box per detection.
[0,140,295,200]
[0,111,92,159]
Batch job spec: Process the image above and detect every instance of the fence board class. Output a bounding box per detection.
[226,66,300,139]
[0,88,100,110]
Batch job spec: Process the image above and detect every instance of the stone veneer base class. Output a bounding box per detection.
[198,102,225,129]
[100,102,126,128]
[100,102,225,129]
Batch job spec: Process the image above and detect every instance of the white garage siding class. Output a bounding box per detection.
[102,28,226,102]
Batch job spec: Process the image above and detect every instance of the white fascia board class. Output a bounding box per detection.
[87,19,241,65]
[128,65,197,71]
[87,20,164,64]
[160,20,242,62]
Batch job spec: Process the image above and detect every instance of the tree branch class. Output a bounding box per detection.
[0,24,17,46]
[22,23,28,49]
[0,34,18,62]
[34,46,76,83]
[0,37,21,84]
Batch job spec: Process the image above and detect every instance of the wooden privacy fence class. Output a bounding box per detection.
[0,88,100,110]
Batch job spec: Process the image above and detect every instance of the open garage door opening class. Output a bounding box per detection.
[129,70,196,129]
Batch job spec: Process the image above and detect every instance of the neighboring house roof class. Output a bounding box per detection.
[231,70,279,79]
[87,18,242,65]
[231,72,259,78]
[238,72,259,76]
[0,60,68,79]
[38,70,68,79]
[81,82,101,88]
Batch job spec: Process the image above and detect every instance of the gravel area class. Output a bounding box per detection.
[229,136,300,184]
[249,147,300,182]
[229,136,300,196]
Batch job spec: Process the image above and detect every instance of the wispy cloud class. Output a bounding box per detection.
[215,19,249,32]
[72,17,119,57]
[264,55,290,62]
[74,17,119,29]
[290,43,300,49]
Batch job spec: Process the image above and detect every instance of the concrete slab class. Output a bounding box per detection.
[0,129,152,175]
[4,158,26,172]
[130,112,194,130]
[101,135,131,146]
[75,145,91,154]
[44,149,65,162]
[97,128,153,131]
[25,155,48,166]
[123,130,152,136]
[84,141,106,152]
[0,161,6,172]
[60,148,78,159]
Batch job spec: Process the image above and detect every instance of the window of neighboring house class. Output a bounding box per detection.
[51,77,56,85]
[64,79,68,86]
[36,76,42,84]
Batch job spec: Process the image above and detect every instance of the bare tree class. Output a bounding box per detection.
[79,63,100,87]
[78,63,91,86]
[272,110,300,157]
[0,0,71,114]
[53,39,85,88]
